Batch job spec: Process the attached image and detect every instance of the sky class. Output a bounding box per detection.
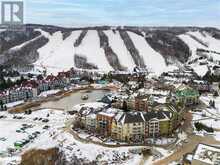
[21,0,220,27]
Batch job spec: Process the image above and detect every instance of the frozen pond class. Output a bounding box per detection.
[39,89,110,111]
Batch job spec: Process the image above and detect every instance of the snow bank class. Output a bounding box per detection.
[39,89,60,97]
[6,100,24,108]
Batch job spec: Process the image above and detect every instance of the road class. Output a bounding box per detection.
[141,108,220,165]
[152,135,220,165]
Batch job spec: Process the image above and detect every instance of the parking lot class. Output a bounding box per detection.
[0,109,71,158]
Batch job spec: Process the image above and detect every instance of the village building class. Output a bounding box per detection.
[0,87,34,104]
[96,108,119,136]
[111,112,145,142]
[190,80,211,93]
[143,110,172,138]
[111,109,175,143]
[155,104,184,132]
[112,96,149,112]
[170,85,200,106]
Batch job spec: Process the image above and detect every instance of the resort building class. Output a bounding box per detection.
[171,85,200,106]
[111,112,145,142]
[112,96,148,112]
[96,108,119,136]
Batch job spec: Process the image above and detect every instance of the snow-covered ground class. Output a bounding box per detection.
[0,108,146,165]
[35,30,81,75]
[190,64,208,77]
[192,95,220,141]
[128,31,177,75]
[178,33,207,61]
[143,147,175,165]
[39,89,60,97]
[72,102,108,112]
[187,31,220,53]
[0,109,70,164]
[5,100,24,108]
[104,30,136,70]
[178,31,220,77]
[75,30,113,71]
[57,132,143,164]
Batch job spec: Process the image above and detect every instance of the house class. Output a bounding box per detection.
[171,85,200,106]
[57,71,71,85]
[190,80,211,93]
[213,66,220,76]
[0,86,34,107]
[8,87,33,102]
[212,82,219,92]
[37,80,49,93]
[191,144,220,165]
[100,95,113,104]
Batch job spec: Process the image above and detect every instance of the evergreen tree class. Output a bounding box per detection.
[209,100,216,108]
[3,105,7,111]
[0,100,3,110]
[122,101,128,112]
[214,91,219,97]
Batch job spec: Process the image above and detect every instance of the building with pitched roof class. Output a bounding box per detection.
[170,84,200,106]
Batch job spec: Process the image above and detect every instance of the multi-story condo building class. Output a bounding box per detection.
[170,85,200,106]
[112,96,148,112]
[111,112,145,142]
[96,108,119,136]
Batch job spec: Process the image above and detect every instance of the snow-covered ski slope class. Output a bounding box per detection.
[32,29,180,75]
[75,30,113,71]
[10,28,218,76]
[179,31,220,77]
[128,31,175,75]
[35,30,81,75]
[104,30,135,70]
[179,31,220,61]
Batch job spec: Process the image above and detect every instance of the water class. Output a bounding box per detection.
[39,89,109,111]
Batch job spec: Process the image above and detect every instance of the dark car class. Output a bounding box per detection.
[42,119,49,123]
[33,117,38,121]
[43,125,50,129]
[0,115,6,119]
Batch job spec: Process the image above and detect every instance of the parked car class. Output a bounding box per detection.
[0,137,6,141]
[14,141,23,148]
[35,131,40,135]
[42,119,49,123]
[43,125,50,129]
[33,117,38,121]
[0,115,6,119]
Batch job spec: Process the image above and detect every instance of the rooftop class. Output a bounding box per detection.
[175,85,199,97]
[193,144,220,165]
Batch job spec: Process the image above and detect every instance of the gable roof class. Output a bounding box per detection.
[118,112,145,124]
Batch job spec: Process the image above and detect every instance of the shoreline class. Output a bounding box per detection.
[8,84,117,114]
